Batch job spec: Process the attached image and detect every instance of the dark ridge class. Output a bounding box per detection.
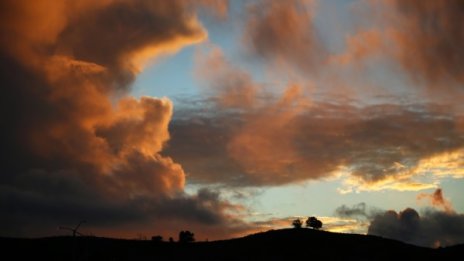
[1,229,462,260]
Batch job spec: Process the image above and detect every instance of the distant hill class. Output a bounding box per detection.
[2,228,462,260]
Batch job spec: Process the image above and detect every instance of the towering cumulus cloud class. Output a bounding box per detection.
[368,208,464,248]
[368,189,464,247]
[0,0,243,239]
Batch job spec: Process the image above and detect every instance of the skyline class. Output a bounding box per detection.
[1,0,464,247]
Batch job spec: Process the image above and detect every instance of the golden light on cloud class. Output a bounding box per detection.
[337,167,437,194]
[413,149,464,179]
[128,18,208,74]
[320,216,368,234]
[337,149,464,193]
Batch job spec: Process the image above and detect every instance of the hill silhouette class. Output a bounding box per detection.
[1,228,462,260]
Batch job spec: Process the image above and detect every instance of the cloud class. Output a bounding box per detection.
[195,46,260,109]
[0,177,247,239]
[334,203,379,234]
[417,188,454,213]
[0,0,247,239]
[226,85,314,184]
[329,30,385,66]
[335,203,369,219]
[243,0,325,73]
[168,101,464,189]
[368,189,464,247]
[342,1,464,90]
[368,208,464,247]
[388,0,464,87]
[195,0,229,20]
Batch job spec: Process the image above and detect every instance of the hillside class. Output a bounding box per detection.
[2,229,462,260]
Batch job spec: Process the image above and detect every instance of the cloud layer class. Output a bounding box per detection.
[168,101,464,190]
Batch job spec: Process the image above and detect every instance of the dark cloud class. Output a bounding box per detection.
[243,0,326,73]
[368,208,464,247]
[0,172,244,238]
[168,100,464,188]
[390,0,464,87]
[335,203,368,219]
[0,0,245,239]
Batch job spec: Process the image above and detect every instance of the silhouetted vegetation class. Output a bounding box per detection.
[1,229,462,260]
[292,219,303,229]
[178,230,195,243]
[306,216,323,230]
[151,235,163,242]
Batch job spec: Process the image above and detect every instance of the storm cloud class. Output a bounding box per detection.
[368,208,464,247]
[0,0,247,239]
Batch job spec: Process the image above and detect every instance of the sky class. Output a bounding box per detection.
[1,0,464,248]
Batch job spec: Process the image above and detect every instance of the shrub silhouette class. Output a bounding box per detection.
[292,219,303,229]
[178,230,195,243]
[306,216,323,230]
[151,235,163,242]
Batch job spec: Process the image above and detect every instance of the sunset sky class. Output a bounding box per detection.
[1,0,464,247]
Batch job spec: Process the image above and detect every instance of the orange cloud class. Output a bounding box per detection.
[388,0,464,87]
[195,46,259,109]
[330,30,385,65]
[243,0,325,73]
[226,84,316,184]
[0,0,242,239]
[417,188,454,213]
[195,0,229,19]
[168,102,464,188]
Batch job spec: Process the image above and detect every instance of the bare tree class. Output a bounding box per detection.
[59,220,86,237]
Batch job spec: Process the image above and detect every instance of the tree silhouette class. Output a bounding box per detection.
[306,216,323,230]
[151,235,163,242]
[292,219,303,229]
[178,230,195,243]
